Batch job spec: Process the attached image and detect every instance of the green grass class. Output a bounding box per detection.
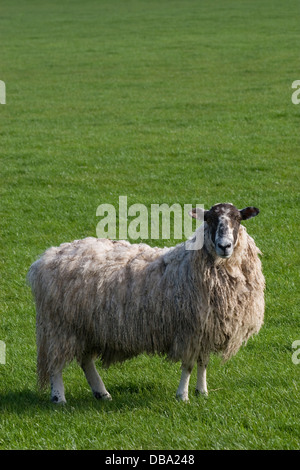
[0,0,299,450]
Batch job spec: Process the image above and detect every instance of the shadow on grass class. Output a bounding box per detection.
[0,389,50,413]
[0,381,162,414]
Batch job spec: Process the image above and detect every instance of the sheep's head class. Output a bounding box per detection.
[189,203,259,259]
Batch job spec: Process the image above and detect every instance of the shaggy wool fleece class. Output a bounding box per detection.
[28,224,265,388]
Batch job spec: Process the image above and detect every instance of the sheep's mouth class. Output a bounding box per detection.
[215,240,234,259]
[217,253,231,259]
[215,247,233,259]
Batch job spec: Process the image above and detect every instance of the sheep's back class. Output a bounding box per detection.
[28,237,169,335]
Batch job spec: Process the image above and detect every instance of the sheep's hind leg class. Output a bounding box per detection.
[81,355,112,401]
[51,371,66,404]
[195,358,209,396]
[176,366,192,402]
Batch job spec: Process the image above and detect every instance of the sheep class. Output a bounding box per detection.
[27,203,265,404]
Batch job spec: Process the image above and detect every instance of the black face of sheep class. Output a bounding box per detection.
[190,203,260,259]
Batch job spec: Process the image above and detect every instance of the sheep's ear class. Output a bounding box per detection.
[189,207,208,221]
[239,207,260,220]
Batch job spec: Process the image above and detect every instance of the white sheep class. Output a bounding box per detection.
[27,203,265,403]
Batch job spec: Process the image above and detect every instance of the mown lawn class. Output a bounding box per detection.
[0,0,299,450]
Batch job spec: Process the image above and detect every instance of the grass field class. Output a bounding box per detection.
[0,0,299,450]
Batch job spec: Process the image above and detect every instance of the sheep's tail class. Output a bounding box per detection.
[26,258,38,292]
[27,259,52,389]
[36,330,51,389]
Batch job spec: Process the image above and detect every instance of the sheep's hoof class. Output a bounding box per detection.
[51,395,67,405]
[176,393,189,403]
[195,388,208,397]
[93,391,112,401]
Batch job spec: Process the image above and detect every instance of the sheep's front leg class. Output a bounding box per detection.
[195,358,209,396]
[176,366,192,402]
[81,355,112,401]
[51,371,66,404]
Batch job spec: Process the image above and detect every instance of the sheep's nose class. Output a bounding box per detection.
[217,242,232,251]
